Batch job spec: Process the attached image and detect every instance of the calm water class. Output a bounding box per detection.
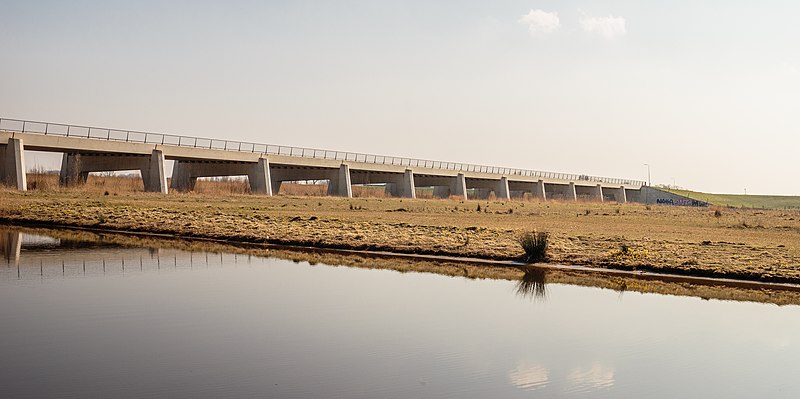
[1,229,799,398]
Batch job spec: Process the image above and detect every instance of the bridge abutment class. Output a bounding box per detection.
[0,138,27,191]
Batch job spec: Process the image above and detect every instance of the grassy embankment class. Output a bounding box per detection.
[663,188,800,209]
[10,226,800,306]
[2,174,800,284]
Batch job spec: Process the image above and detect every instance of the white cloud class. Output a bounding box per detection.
[519,9,560,36]
[580,14,627,38]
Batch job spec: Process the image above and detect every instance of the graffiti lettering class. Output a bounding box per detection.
[655,198,707,207]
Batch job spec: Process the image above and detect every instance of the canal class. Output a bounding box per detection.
[1,228,798,398]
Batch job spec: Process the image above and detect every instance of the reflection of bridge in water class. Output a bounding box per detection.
[0,230,262,281]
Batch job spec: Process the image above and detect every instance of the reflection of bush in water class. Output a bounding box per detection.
[516,266,547,300]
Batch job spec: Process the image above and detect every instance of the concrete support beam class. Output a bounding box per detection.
[170,161,197,191]
[594,184,604,202]
[496,177,510,200]
[402,169,416,199]
[0,138,27,191]
[144,150,168,194]
[566,182,577,201]
[381,169,416,198]
[247,158,272,195]
[384,169,414,198]
[60,153,86,186]
[535,179,546,201]
[327,164,352,197]
[270,178,283,195]
[616,186,627,203]
[453,173,467,201]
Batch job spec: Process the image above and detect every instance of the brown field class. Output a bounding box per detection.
[2,174,800,284]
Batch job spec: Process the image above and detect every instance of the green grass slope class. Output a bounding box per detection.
[663,188,800,209]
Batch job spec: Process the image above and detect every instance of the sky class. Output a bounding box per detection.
[1,1,798,195]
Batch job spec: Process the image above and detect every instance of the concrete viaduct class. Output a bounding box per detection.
[0,118,645,202]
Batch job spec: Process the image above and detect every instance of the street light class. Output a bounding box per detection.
[643,164,651,186]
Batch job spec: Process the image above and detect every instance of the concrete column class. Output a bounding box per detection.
[594,184,604,202]
[384,169,416,198]
[453,173,467,201]
[170,161,197,191]
[496,177,510,200]
[142,149,168,194]
[59,153,89,186]
[247,157,272,195]
[327,164,352,197]
[0,138,27,191]
[271,179,283,195]
[534,179,547,201]
[617,186,627,203]
[402,169,416,199]
[566,182,577,201]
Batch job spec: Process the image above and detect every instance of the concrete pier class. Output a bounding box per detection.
[496,177,510,200]
[0,138,26,191]
[535,179,546,201]
[566,182,577,201]
[327,164,352,197]
[594,184,604,202]
[454,173,467,201]
[382,169,416,198]
[614,186,627,203]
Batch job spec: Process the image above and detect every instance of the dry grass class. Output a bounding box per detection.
[3,179,800,284]
[9,226,800,306]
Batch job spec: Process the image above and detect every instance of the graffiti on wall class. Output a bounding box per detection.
[655,198,707,207]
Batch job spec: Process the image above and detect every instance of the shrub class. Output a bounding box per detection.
[517,230,549,263]
[714,209,722,218]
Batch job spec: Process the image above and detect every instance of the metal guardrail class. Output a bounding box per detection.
[0,117,646,186]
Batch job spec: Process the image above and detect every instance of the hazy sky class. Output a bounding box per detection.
[2,1,798,194]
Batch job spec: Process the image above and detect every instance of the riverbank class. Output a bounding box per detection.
[6,225,800,306]
[1,189,799,284]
